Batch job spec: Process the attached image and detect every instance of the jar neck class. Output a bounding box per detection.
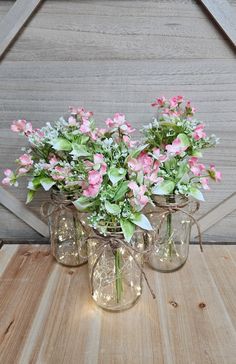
[51,189,75,203]
[153,194,189,208]
[94,224,124,239]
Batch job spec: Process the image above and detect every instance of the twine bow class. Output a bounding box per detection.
[149,200,203,252]
[81,231,156,299]
[40,199,76,219]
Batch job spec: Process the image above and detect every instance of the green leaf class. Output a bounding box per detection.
[191,150,203,158]
[120,219,135,243]
[128,144,149,160]
[131,213,153,231]
[164,158,177,172]
[108,167,126,185]
[40,177,56,191]
[176,162,188,181]
[80,135,90,144]
[52,138,72,151]
[73,196,95,211]
[152,180,175,195]
[189,187,205,201]
[113,181,129,201]
[70,143,91,158]
[26,190,36,204]
[104,201,121,215]
[177,133,190,147]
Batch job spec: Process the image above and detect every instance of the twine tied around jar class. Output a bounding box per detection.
[40,197,90,236]
[80,230,156,300]
[148,200,203,252]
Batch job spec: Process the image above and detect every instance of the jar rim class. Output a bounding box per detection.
[153,194,190,208]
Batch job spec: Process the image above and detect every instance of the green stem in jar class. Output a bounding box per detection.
[115,249,123,303]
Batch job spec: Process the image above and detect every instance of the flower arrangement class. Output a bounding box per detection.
[142,95,221,201]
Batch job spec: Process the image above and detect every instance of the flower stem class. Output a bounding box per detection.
[115,249,123,303]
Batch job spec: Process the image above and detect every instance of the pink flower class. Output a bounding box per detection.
[123,135,137,148]
[105,118,115,128]
[166,138,187,155]
[113,113,126,126]
[208,164,222,182]
[152,148,168,162]
[151,97,166,107]
[51,166,71,181]
[19,154,33,166]
[193,124,206,141]
[120,122,135,134]
[18,167,29,175]
[68,116,77,126]
[79,118,91,133]
[11,120,27,133]
[128,152,153,174]
[88,170,102,185]
[49,156,58,166]
[186,101,196,114]
[128,182,149,210]
[11,120,33,135]
[188,158,205,176]
[200,177,210,190]
[83,183,100,197]
[2,169,14,186]
[94,154,104,165]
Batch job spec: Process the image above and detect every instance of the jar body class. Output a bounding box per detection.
[49,191,88,267]
[87,229,144,311]
[146,195,197,272]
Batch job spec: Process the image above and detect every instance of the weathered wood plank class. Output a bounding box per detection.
[0,245,236,363]
[0,245,54,364]
[2,0,235,61]
[191,193,236,238]
[0,0,43,59]
[0,186,49,237]
[199,0,236,47]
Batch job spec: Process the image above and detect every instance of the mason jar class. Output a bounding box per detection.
[48,190,88,267]
[87,226,144,311]
[146,195,199,272]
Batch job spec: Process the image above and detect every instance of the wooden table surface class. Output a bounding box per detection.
[0,244,236,364]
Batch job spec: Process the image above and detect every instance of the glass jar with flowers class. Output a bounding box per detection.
[73,113,156,310]
[1,107,106,266]
[141,96,221,272]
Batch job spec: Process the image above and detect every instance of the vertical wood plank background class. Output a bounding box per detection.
[0,0,235,242]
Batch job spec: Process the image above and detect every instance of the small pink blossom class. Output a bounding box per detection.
[49,156,58,166]
[18,167,29,175]
[88,170,102,185]
[94,154,104,165]
[19,154,33,166]
[11,119,27,133]
[128,181,149,210]
[188,157,205,176]
[120,122,135,133]
[186,101,196,114]
[208,164,222,182]
[83,183,100,197]
[51,166,71,181]
[68,116,77,126]
[151,96,166,107]
[105,118,115,128]
[166,138,187,155]
[11,120,33,135]
[2,169,14,186]
[200,177,210,190]
[79,118,91,133]
[123,135,137,148]
[193,124,206,141]
[152,148,168,162]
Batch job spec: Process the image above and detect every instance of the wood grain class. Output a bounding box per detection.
[0,0,43,59]
[0,186,49,237]
[199,0,236,47]
[0,244,236,364]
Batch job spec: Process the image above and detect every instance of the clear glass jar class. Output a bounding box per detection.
[48,190,88,267]
[87,226,144,311]
[146,195,198,272]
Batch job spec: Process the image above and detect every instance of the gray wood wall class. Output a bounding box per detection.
[0,0,235,242]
